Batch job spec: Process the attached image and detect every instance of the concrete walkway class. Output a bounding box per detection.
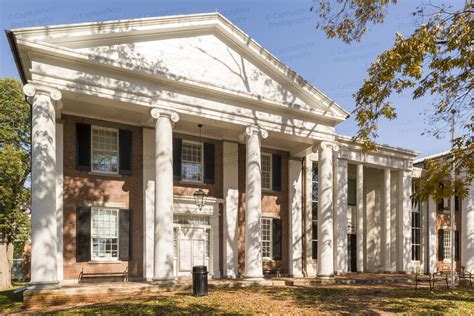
[23,273,416,310]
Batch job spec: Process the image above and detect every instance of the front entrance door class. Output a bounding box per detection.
[347,234,357,272]
[176,227,207,275]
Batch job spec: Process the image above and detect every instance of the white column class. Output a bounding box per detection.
[462,180,474,272]
[427,197,437,273]
[244,126,268,279]
[223,141,239,278]
[397,170,412,272]
[289,158,303,277]
[356,164,364,272]
[304,154,317,276]
[335,159,348,274]
[56,122,64,283]
[24,84,62,289]
[151,108,179,283]
[143,128,155,281]
[211,204,221,278]
[317,142,336,278]
[384,168,391,272]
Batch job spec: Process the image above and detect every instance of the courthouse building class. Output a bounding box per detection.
[5,13,473,288]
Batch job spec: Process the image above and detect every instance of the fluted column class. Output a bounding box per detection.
[24,84,62,289]
[384,168,392,272]
[397,170,412,272]
[462,180,474,272]
[151,108,179,283]
[317,141,337,278]
[243,126,268,279]
[356,164,364,272]
[335,159,348,274]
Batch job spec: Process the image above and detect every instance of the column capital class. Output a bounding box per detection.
[23,83,63,101]
[313,141,339,153]
[150,108,180,123]
[240,125,268,141]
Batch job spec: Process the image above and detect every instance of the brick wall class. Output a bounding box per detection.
[62,115,143,280]
[237,144,289,275]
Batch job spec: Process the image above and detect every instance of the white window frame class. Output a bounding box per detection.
[181,140,204,183]
[261,217,273,260]
[411,184,421,262]
[91,126,119,175]
[261,153,272,190]
[91,207,119,262]
[443,229,452,262]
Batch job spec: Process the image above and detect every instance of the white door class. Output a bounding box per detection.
[177,227,207,276]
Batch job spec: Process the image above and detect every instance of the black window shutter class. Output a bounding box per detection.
[455,195,460,212]
[119,209,131,261]
[438,229,444,261]
[76,123,91,171]
[272,218,282,260]
[348,179,357,206]
[272,154,282,192]
[119,129,132,175]
[455,230,460,261]
[204,142,215,184]
[76,206,91,262]
[173,138,182,181]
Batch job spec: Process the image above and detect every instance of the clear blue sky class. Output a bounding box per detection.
[0,0,462,157]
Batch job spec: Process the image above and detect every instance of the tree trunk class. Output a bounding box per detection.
[0,243,14,289]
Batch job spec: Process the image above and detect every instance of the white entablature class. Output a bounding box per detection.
[8,12,351,145]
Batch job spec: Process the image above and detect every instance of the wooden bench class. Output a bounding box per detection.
[457,266,472,286]
[78,267,128,283]
[415,271,449,290]
[263,268,282,278]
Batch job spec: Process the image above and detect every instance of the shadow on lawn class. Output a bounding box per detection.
[252,284,474,314]
[0,286,24,313]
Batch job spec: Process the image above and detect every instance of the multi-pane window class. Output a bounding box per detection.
[261,217,272,259]
[312,164,318,260]
[411,184,421,261]
[173,215,210,226]
[261,153,272,190]
[443,229,452,260]
[182,141,203,181]
[91,127,118,173]
[91,208,119,260]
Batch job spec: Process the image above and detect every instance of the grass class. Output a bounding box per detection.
[2,282,474,314]
[0,282,27,314]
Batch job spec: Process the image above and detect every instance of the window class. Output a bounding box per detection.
[91,127,119,173]
[181,141,203,181]
[312,164,318,260]
[348,178,356,206]
[443,229,452,260]
[91,208,119,260]
[173,228,178,258]
[411,184,421,261]
[261,153,272,190]
[261,217,272,259]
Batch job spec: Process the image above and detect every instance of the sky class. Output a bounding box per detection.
[0,0,464,158]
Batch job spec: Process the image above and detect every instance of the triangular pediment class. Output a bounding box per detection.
[9,13,349,122]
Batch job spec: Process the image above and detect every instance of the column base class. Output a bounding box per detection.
[243,275,264,281]
[28,281,60,290]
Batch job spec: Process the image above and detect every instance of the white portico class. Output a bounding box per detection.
[8,13,422,286]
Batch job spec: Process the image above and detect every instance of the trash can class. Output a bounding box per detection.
[192,265,208,296]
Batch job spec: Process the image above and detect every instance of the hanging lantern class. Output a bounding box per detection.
[193,189,207,211]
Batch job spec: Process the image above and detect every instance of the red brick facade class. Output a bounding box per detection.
[61,115,291,280]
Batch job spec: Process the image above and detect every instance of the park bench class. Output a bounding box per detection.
[457,266,472,286]
[78,267,128,283]
[415,270,449,290]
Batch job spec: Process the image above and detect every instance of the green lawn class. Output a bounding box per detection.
[0,282,27,314]
[2,283,474,314]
